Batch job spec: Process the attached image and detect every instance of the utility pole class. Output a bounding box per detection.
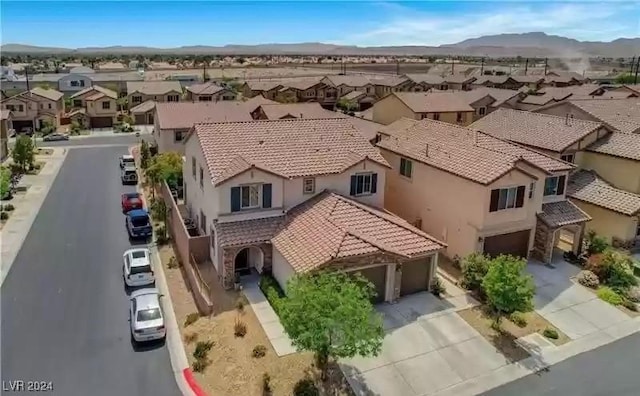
[524,58,529,75]
[480,57,484,75]
[396,59,400,75]
[634,55,640,84]
[451,58,455,75]
[544,58,548,75]
[630,56,636,75]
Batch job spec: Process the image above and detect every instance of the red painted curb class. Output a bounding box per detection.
[183,368,207,396]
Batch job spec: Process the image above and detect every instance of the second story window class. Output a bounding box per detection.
[478,107,486,116]
[73,99,82,107]
[489,186,525,212]
[350,173,377,196]
[102,101,110,110]
[199,167,204,189]
[400,158,413,178]
[241,184,260,209]
[529,182,536,199]
[175,130,185,142]
[544,175,566,197]
[48,103,52,109]
[303,178,315,194]
[132,96,142,104]
[167,94,180,102]
[560,153,575,163]
[191,157,196,179]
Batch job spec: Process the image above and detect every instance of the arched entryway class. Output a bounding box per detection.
[234,246,264,276]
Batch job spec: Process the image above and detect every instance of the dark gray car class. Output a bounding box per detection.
[43,133,70,142]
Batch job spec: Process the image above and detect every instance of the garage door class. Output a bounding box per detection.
[90,117,113,128]
[400,258,430,296]
[134,115,146,125]
[483,229,531,258]
[354,265,386,303]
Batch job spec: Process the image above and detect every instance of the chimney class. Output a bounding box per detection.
[425,144,429,157]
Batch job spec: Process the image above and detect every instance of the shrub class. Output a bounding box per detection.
[490,320,502,332]
[585,231,609,255]
[262,373,272,395]
[252,344,267,358]
[625,286,640,303]
[622,299,638,312]
[184,332,198,344]
[509,311,527,328]
[192,359,208,373]
[431,276,446,297]
[460,252,491,292]
[293,378,319,396]
[259,275,284,313]
[576,270,600,289]
[193,340,215,360]
[167,256,179,269]
[597,286,624,305]
[589,250,638,292]
[0,212,9,220]
[184,312,200,327]
[482,255,535,315]
[543,328,559,339]
[3,204,15,211]
[155,228,169,245]
[234,318,247,337]
[236,297,245,313]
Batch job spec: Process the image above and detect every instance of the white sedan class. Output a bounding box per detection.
[123,248,154,288]
[129,288,166,343]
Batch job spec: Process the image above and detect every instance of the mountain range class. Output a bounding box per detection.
[1,33,638,58]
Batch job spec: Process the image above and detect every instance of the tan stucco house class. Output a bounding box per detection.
[321,75,376,98]
[372,91,475,126]
[1,109,12,161]
[185,82,236,102]
[68,85,118,128]
[127,81,182,110]
[377,118,582,264]
[581,132,640,195]
[182,117,444,301]
[1,87,65,131]
[241,81,284,100]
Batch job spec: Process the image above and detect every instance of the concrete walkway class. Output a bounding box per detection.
[1,148,67,285]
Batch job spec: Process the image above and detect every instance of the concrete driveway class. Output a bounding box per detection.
[526,259,630,340]
[341,292,508,396]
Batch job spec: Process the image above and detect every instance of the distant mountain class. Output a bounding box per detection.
[1,33,638,57]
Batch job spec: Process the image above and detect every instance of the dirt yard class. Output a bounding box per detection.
[159,245,352,396]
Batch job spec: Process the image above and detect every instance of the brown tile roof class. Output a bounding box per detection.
[369,75,410,87]
[69,85,117,99]
[444,74,476,84]
[509,75,545,84]
[469,108,604,152]
[456,88,521,107]
[242,95,278,112]
[29,87,63,101]
[586,132,640,161]
[403,74,445,85]
[342,90,367,101]
[130,100,156,114]
[259,102,340,120]
[155,101,253,129]
[85,92,111,101]
[323,75,373,88]
[216,216,284,247]
[185,82,227,95]
[193,118,389,186]
[565,98,640,134]
[127,81,182,96]
[621,84,640,95]
[568,170,640,216]
[538,200,591,228]
[281,77,325,91]
[377,118,570,184]
[244,80,284,91]
[1,109,11,120]
[519,87,574,105]
[473,75,510,85]
[272,191,444,273]
[392,92,475,113]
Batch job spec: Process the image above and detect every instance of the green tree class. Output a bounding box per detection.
[12,135,35,173]
[140,140,151,169]
[145,152,183,196]
[279,271,384,379]
[0,167,10,198]
[460,252,492,292]
[39,120,56,136]
[615,73,636,84]
[482,255,535,321]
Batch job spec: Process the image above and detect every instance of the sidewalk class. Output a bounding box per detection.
[1,148,67,285]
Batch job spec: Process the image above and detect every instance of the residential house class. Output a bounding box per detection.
[68,85,118,128]
[472,75,544,91]
[57,73,93,95]
[370,76,415,98]
[543,71,587,87]
[581,132,640,195]
[376,118,583,264]
[1,94,38,132]
[183,118,445,300]
[509,75,546,90]
[372,91,475,126]
[615,84,640,96]
[127,81,183,110]
[88,72,144,96]
[321,75,375,97]
[568,170,640,248]
[185,82,237,102]
[130,101,157,125]
[241,80,284,100]
[1,110,11,161]
[338,90,376,111]
[274,78,338,108]
[443,74,476,91]
[458,88,524,121]
[1,87,65,131]
[402,74,448,91]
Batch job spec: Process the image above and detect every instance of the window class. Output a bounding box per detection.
[303,178,315,194]
[241,184,261,209]
[80,80,85,87]
[102,101,110,110]
[18,105,24,112]
[48,103,52,109]
[131,96,142,104]
[73,99,82,107]
[636,222,640,237]
[40,103,44,109]
[191,157,196,179]
[199,167,204,189]
[198,96,212,102]
[354,173,373,196]
[167,94,179,102]
[421,113,428,119]
[456,112,464,123]
[561,153,575,163]
[200,210,207,233]
[432,113,440,121]
[305,90,315,97]
[529,182,536,199]
[478,107,486,116]
[489,186,526,212]
[544,175,566,196]
[174,130,184,142]
[400,158,413,178]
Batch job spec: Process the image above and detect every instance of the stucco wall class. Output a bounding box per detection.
[578,152,640,194]
[128,90,182,106]
[58,74,93,93]
[571,199,638,243]
[372,95,416,125]
[87,98,116,117]
[272,247,296,293]
[2,97,37,119]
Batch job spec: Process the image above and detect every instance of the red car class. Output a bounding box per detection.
[121,192,144,213]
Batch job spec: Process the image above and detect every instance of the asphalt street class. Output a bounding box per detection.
[9,134,152,149]
[483,332,640,396]
[1,147,180,396]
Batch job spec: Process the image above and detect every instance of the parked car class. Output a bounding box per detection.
[43,133,70,142]
[121,166,138,185]
[121,192,144,213]
[129,288,166,343]
[125,209,153,240]
[123,248,154,288]
[119,154,135,169]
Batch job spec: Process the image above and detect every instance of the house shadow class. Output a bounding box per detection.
[339,363,382,396]
[526,250,583,310]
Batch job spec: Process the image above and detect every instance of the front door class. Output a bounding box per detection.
[235,248,250,275]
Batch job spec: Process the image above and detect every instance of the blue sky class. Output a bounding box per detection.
[1,1,638,48]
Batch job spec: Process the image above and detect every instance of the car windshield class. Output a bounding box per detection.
[131,216,149,227]
[131,264,152,274]
[124,170,137,176]
[131,251,146,259]
[125,193,140,199]
[136,308,161,322]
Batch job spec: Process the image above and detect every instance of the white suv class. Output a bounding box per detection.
[123,248,154,288]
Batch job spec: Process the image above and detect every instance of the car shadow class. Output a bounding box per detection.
[130,334,166,352]
[128,236,152,246]
[124,281,157,296]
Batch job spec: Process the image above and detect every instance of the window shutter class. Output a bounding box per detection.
[371,173,378,194]
[515,186,525,208]
[350,175,357,196]
[230,187,241,212]
[489,189,499,212]
[407,161,412,178]
[262,183,272,208]
[557,175,566,195]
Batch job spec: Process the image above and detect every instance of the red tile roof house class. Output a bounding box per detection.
[181,118,445,301]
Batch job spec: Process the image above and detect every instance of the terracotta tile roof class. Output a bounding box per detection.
[621,84,640,95]
[185,82,227,95]
[519,87,575,105]
[546,71,586,83]
[29,87,63,101]
[66,108,86,117]
[1,109,11,120]
[469,108,604,152]
[155,101,253,129]
[242,95,278,111]
[345,117,384,142]
[444,74,476,84]
[473,75,510,85]
[509,75,545,83]
[130,100,156,114]
[259,102,340,120]
[566,99,640,134]
[586,132,640,161]
[69,85,117,99]
[127,81,182,96]
[272,191,445,273]
[342,90,367,100]
[392,92,475,113]
[216,216,284,247]
[281,77,325,91]
[456,88,521,107]
[568,170,640,216]
[377,118,569,184]
[85,92,110,101]
[403,74,445,85]
[244,80,284,91]
[323,75,373,87]
[193,118,389,186]
[538,200,591,228]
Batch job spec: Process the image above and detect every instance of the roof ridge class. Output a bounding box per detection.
[497,107,602,126]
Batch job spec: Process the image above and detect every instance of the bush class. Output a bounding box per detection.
[622,299,638,312]
[184,332,198,344]
[259,275,284,313]
[192,359,208,373]
[431,276,446,297]
[589,250,638,292]
[155,227,169,245]
[490,320,502,332]
[167,256,179,269]
[184,312,200,327]
[193,340,215,360]
[482,255,535,315]
[234,318,247,337]
[576,270,600,289]
[585,231,609,255]
[252,344,267,358]
[460,252,491,292]
[509,311,527,328]
[2,204,15,211]
[625,286,640,303]
[236,297,246,313]
[597,286,624,305]
[293,378,319,396]
[262,373,272,395]
[0,212,9,220]
[543,328,559,339]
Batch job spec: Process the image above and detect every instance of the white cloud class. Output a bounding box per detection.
[345,3,638,46]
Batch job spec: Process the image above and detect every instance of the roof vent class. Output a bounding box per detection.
[425,144,429,157]
[258,140,264,145]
